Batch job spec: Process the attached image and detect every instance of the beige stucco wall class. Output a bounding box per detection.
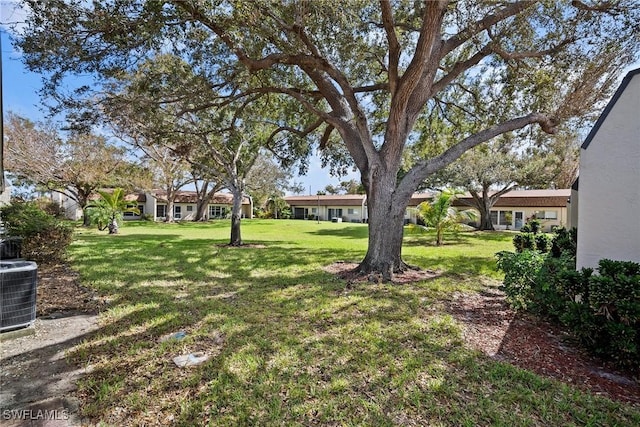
[455,206,567,231]
[292,204,366,222]
[577,72,640,270]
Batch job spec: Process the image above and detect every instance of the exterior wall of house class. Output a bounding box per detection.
[285,195,367,222]
[290,204,366,222]
[0,182,10,206]
[409,191,569,230]
[153,201,251,221]
[485,206,567,232]
[577,71,640,270]
[52,190,252,222]
[50,192,83,220]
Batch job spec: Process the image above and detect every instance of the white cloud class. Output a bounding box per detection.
[0,0,29,34]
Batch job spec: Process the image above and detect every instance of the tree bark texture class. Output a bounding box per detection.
[229,187,243,246]
[357,173,411,281]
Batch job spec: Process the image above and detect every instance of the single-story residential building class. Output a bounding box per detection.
[284,194,367,222]
[575,67,640,270]
[51,190,253,221]
[454,189,571,232]
[151,191,253,221]
[286,189,570,231]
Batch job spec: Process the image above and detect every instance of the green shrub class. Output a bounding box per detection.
[495,250,546,310]
[498,226,640,372]
[498,248,640,371]
[585,260,640,368]
[0,201,73,263]
[520,219,541,234]
[513,219,551,253]
[35,199,67,219]
[551,227,577,258]
[535,234,552,252]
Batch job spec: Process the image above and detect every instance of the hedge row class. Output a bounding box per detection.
[496,227,639,372]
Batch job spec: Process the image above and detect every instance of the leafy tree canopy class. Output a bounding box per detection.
[15,0,640,278]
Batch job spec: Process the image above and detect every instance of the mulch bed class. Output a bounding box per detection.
[36,263,106,316]
[447,288,640,405]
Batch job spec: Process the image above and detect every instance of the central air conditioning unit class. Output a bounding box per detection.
[0,260,38,332]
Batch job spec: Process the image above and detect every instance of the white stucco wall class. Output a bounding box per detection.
[576,71,640,270]
[50,191,83,220]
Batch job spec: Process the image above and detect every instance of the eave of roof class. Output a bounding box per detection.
[581,68,640,150]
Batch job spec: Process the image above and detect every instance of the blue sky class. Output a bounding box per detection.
[0,4,357,195]
[2,3,638,195]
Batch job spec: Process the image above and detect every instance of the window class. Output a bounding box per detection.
[536,210,558,220]
[186,205,193,212]
[156,205,167,218]
[499,211,508,225]
[311,208,317,214]
[490,211,498,225]
[209,206,227,218]
[124,205,144,217]
[490,210,512,226]
[328,208,343,219]
[174,206,182,219]
[347,209,357,215]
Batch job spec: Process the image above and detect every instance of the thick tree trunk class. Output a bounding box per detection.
[229,187,243,246]
[477,201,495,231]
[358,176,410,281]
[195,199,209,221]
[82,208,91,227]
[165,200,175,222]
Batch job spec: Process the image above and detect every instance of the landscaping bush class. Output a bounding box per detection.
[550,227,577,258]
[535,233,552,252]
[497,229,640,372]
[513,219,551,253]
[35,199,68,219]
[586,260,640,368]
[495,249,546,310]
[0,201,73,263]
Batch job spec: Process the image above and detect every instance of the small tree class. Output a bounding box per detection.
[87,188,139,234]
[414,191,476,246]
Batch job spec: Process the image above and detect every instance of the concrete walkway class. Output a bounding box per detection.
[1,313,99,427]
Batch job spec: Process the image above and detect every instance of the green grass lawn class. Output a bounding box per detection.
[67,220,639,426]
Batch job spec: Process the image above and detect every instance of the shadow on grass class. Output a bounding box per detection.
[306,225,369,239]
[60,227,640,425]
[403,230,512,247]
[413,254,499,276]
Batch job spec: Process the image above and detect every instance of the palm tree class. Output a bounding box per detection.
[87,188,140,234]
[414,190,476,246]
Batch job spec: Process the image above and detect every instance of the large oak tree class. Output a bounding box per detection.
[16,1,640,279]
